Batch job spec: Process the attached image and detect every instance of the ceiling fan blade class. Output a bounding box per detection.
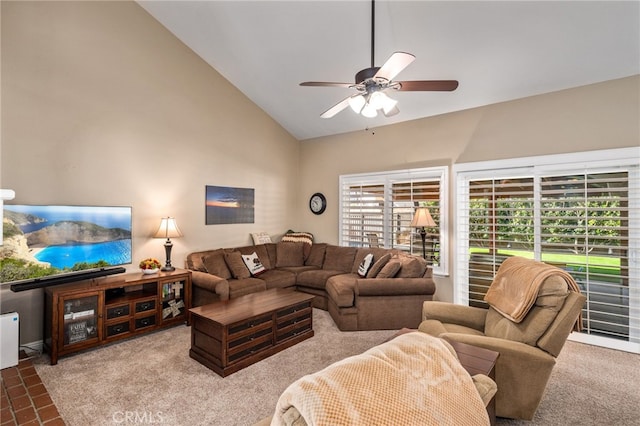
[320,96,353,118]
[397,80,459,91]
[300,82,353,88]
[374,52,415,81]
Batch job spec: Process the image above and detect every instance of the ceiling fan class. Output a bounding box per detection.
[300,0,459,119]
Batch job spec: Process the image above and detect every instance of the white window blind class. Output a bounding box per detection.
[340,167,448,275]
[340,182,385,248]
[540,172,633,341]
[465,177,535,308]
[455,148,640,353]
[390,179,442,266]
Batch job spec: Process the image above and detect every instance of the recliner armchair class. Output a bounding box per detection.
[419,257,586,420]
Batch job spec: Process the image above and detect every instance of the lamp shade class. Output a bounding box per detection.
[154,217,183,239]
[410,208,436,228]
[348,94,366,113]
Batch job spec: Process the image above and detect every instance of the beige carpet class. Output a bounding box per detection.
[33,309,639,425]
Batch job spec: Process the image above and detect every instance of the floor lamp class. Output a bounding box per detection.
[154,217,183,271]
[410,207,436,260]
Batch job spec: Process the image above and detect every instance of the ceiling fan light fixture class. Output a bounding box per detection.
[380,93,398,115]
[361,102,378,118]
[348,95,366,113]
[367,91,386,110]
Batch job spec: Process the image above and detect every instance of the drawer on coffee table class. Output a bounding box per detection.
[228,327,273,363]
[226,314,273,362]
[276,302,312,341]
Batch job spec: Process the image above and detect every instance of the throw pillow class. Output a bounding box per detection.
[188,254,208,272]
[241,252,267,276]
[357,253,375,277]
[281,230,314,245]
[376,260,402,278]
[224,251,251,279]
[396,254,428,278]
[305,243,327,268]
[201,250,232,279]
[366,253,392,278]
[281,231,314,259]
[251,232,272,245]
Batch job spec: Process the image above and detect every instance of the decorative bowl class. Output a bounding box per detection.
[139,257,162,273]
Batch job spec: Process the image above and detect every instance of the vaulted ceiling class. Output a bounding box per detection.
[138,1,639,141]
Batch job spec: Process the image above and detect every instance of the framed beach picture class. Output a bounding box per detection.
[205,185,255,225]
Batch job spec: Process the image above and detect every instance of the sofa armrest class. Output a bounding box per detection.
[355,278,435,297]
[439,333,549,360]
[191,270,230,301]
[422,301,487,331]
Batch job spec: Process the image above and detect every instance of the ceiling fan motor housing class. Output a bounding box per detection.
[355,67,380,84]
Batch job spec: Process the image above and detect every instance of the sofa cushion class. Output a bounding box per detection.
[228,278,267,299]
[277,265,319,275]
[258,269,296,290]
[305,243,327,268]
[366,253,392,278]
[357,253,374,277]
[264,243,277,270]
[326,274,357,308]
[396,254,428,278]
[323,246,357,272]
[376,259,401,278]
[225,251,251,279]
[201,249,232,279]
[241,252,266,276]
[276,241,305,267]
[484,275,569,346]
[297,269,344,290]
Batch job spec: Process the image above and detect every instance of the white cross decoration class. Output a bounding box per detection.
[171,282,182,298]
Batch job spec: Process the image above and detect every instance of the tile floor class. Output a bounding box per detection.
[1,353,64,426]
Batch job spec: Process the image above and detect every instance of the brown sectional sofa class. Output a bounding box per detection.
[185,241,436,331]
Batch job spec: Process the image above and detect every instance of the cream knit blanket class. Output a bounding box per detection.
[271,332,490,426]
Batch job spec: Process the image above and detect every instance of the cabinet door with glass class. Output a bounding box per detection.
[159,275,190,325]
[59,292,102,350]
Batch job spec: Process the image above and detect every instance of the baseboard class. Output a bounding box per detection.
[20,339,44,356]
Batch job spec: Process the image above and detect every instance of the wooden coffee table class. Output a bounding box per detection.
[189,288,315,377]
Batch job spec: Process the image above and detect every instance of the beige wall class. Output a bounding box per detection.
[298,76,640,301]
[1,1,299,343]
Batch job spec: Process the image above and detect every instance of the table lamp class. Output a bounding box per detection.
[154,217,183,271]
[410,207,435,260]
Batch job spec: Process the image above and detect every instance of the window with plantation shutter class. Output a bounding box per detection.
[340,182,385,248]
[340,167,448,275]
[455,148,640,354]
[391,179,442,267]
[465,177,535,308]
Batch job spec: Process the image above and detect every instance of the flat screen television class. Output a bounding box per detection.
[2,205,132,290]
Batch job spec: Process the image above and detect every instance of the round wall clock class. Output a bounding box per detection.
[309,192,327,215]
